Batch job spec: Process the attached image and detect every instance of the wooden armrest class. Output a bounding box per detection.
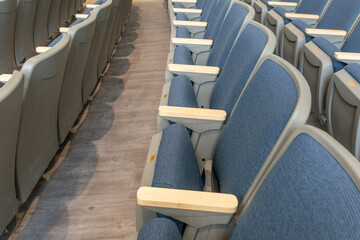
[75,14,88,19]
[305,28,347,36]
[138,187,238,214]
[86,4,100,8]
[173,20,207,35]
[172,0,197,3]
[168,64,219,84]
[173,8,202,14]
[36,46,51,53]
[334,52,360,64]
[284,13,319,24]
[159,106,226,121]
[171,38,213,54]
[0,74,12,83]
[59,27,69,33]
[268,1,297,11]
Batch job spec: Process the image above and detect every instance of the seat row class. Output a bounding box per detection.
[125,0,360,239]
[0,0,131,234]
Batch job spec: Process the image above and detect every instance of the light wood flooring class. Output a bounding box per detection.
[1,0,170,239]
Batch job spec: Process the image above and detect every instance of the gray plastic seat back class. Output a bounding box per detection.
[59,0,70,24]
[326,64,360,160]
[58,13,97,144]
[14,0,38,64]
[82,0,112,104]
[34,0,51,47]
[48,0,61,38]
[68,0,76,20]
[0,0,16,74]
[107,0,121,58]
[113,0,126,44]
[16,34,70,203]
[0,71,24,233]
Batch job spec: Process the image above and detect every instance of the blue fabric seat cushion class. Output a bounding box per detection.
[273,6,291,25]
[345,64,360,84]
[176,26,191,38]
[175,13,188,21]
[291,19,313,42]
[138,219,181,240]
[49,34,63,47]
[312,37,346,72]
[173,45,194,65]
[173,2,184,8]
[168,75,198,108]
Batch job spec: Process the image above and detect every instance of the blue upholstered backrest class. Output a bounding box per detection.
[203,0,232,40]
[207,3,249,69]
[342,21,360,52]
[210,24,268,117]
[200,0,218,21]
[345,63,360,84]
[213,59,298,202]
[296,0,329,15]
[317,0,360,31]
[231,133,360,239]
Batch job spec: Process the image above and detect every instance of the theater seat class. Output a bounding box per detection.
[0,0,16,74]
[135,125,360,240]
[326,63,360,160]
[254,0,300,24]
[34,0,51,47]
[48,0,62,38]
[57,12,97,144]
[136,55,311,239]
[16,34,71,203]
[0,71,24,234]
[298,21,360,121]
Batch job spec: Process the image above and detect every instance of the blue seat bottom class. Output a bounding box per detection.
[312,37,346,72]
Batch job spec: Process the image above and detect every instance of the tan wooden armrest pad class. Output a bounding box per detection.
[172,38,213,46]
[172,0,197,3]
[268,1,297,7]
[173,8,202,14]
[334,52,360,61]
[59,27,69,33]
[305,28,347,36]
[137,187,238,214]
[0,74,12,83]
[173,20,207,27]
[158,106,226,121]
[284,13,319,20]
[86,4,100,8]
[168,64,219,75]
[75,14,88,19]
[36,46,51,53]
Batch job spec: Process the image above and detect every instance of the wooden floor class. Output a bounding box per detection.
[1,0,170,239]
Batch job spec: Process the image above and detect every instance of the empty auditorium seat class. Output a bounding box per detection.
[279,0,360,67]
[265,0,330,53]
[14,0,38,65]
[0,0,16,74]
[158,21,276,141]
[48,0,62,38]
[0,72,24,234]
[136,55,311,238]
[136,125,360,240]
[57,12,97,144]
[16,34,70,203]
[59,0,70,25]
[82,0,112,104]
[254,0,300,24]
[34,0,51,47]
[326,63,360,160]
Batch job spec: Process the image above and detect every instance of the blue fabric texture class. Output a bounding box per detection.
[168,75,198,108]
[342,22,360,53]
[231,133,360,239]
[175,13,188,21]
[152,124,204,191]
[207,3,249,69]
[213,59,298,202]
[49,34,63,47]
[345,64,360,84]
[210,24,268,118]
[317,0,360,31]
[200,0,217,21]
[175,26,191,38]
[203,0,232,40]
[173,45,194,65]
[291,19,313,42]
[296,0,329,15]
[312,37,346,72]
[273,7,291,25]
[138,219,181,240]
[173,2,184,8]
[70,19,85,27]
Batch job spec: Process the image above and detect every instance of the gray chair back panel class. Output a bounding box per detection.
[48,0,61,38]
[82,0,112,104]
[34,0,51,47]
[0,71,24,233]
[58,13,97,144]
[16,34,70,203]
[14,0,38,64]
[59,0,69,25]
[0,0,16,74]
